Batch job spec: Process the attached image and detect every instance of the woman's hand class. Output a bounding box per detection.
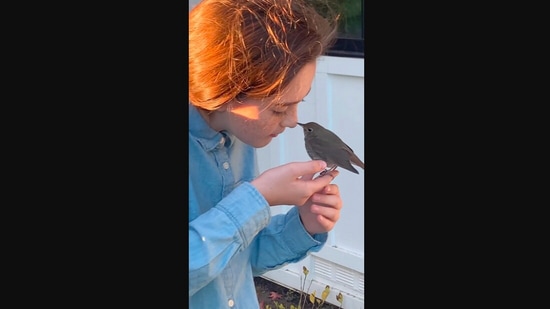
[298,170,342,235]
[251,161,335,207]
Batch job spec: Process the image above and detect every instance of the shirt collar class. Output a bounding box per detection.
[189,104,235,151]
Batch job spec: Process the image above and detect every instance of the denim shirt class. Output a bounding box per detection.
[188,104,327,308]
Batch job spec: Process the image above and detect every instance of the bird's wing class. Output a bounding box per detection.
[342,146,364,169]
[332,147,359,174]
[305,135,330,161]
[342,141,356,154]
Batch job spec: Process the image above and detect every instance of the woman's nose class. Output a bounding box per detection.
[281,106,298,128]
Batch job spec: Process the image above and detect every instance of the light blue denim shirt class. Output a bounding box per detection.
[189,104,327,308]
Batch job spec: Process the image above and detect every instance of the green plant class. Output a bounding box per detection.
[304,0,362,38]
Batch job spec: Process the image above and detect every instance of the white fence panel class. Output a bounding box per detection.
[257,56,365,309]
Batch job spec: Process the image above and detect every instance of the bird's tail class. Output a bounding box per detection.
[351,154,365,169]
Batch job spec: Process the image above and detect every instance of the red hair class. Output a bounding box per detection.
[189,0,337,110]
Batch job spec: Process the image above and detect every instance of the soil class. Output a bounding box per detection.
[255,276,342,309]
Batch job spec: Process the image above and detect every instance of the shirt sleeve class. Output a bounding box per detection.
[189,181,271,296]
[249,206,328,276]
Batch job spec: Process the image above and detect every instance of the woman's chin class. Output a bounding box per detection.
[249,137,272,148]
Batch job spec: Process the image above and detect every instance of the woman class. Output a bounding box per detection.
[189,0,341,307]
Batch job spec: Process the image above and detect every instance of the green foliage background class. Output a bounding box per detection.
[305,0,362,38]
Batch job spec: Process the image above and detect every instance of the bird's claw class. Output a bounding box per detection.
[316,165,337,179]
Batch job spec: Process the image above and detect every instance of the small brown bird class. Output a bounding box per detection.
[297,122,364,175]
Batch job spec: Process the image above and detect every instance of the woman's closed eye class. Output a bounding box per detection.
[271,99,305,115]
[270,104,289,115]
[271,109,288,115]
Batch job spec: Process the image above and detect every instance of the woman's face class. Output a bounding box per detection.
[214,61,316,148]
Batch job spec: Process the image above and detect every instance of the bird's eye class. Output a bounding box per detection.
[307,128,313,132]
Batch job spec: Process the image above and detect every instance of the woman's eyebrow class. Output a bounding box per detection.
[282,88,312,105]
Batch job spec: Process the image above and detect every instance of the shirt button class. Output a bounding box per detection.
[223,162,230,170]
[228,299,235,307]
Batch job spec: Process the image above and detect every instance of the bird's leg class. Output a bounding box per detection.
[319,165,338,177]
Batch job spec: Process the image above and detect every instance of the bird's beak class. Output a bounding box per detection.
[297,122,304,127]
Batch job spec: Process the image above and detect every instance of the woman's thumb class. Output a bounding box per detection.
[292,160,326,179]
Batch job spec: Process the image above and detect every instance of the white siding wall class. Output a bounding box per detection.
[257,56,365,309]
